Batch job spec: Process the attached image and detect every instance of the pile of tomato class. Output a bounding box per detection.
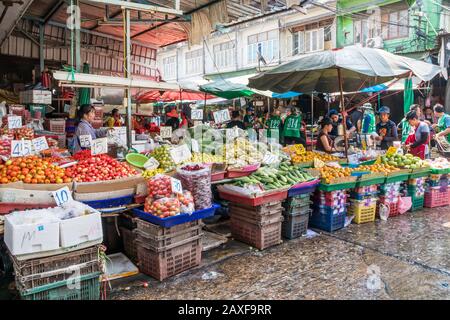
[65,154,137,182]
[0,156,71,184]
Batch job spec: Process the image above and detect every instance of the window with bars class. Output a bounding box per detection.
[185,49,203,75]
[292,28,324,55]
[247,30,279,64]
[163,56,176,79]
[214,41,234,68]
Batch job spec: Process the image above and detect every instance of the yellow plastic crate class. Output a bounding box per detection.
[348,199,377,224]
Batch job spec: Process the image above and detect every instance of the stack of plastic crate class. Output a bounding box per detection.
[424,174,450,208]
[281,194,312,239]
[310,190,348,232]
[135,219,202,281]
[229,201,283,250]
[10,245,103,300]
[406,177,426,211]
[348,185,378,224]
[378,182,403,217]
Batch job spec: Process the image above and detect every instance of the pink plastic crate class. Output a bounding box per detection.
[424,187,450,208]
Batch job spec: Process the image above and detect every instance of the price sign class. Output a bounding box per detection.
[8,116,22,129]
[52,186,73,206]
[143,157,159,170]
[169,144,192,164]
[191,139,200,153]
[11,140,32,157]
[386,146,397,157]
[213,109,231,124]
[110,127,127,146]
[160,126,172,139]
[32,137,49,153]
[79,135,92,148]
[191,109,204,120]
[91,137,108,155]
[171,177,183,194]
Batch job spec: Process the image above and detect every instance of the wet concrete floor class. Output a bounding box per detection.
[110,207,450,300]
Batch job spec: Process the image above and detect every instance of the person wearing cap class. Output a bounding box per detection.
[283,107,305,146]
[360,103,376,134]
[243,106,255,129]
[432,104,450,143]
[373,106,398,150]
[165,108,180,131]
[350,105,364,133]
[328,109,355,139]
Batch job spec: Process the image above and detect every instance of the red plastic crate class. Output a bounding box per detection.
[424,187,450,208]
[378,197,400,217]
[93,107,103,120]
[91,119,103,129]
[218,189,288,206]
[211,171,226,182]
[230,215,282,250]
[44,119,66,134]
[10,105,25,116]
[0,202,56,215]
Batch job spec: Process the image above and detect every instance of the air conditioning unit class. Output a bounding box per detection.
[366,37,383,48]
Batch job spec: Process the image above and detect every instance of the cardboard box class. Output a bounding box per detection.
[59,211,103,248]
[73,188,135,201]
[23,182,74,191]
[4,214,60,255]
[73,174,144,193]
[0,188,56,205]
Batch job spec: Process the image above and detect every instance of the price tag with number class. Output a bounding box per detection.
[8,116,22,129]
[169,144,192,164]
[213,109,231,124]
[143,157,160,170]
[91,137,108,155]
[160,126,172,139]
[79,135,92,148]
[11,140,32,157]
[191,109,203,120]
[170,177,183,194]
[52,186,73,206]
[191,139,200,153]
[32,137,49,153]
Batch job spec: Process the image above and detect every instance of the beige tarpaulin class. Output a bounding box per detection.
[209,0,229,28]
[189,9,213,45]
[241,0,251,5]
[285,0,298,8]
[260,0,268,13]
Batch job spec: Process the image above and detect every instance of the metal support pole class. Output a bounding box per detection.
[125,8,133,149]
[74,0,81,71]
[311,92,313,151]
[337,68,349,160]
[39,24,45,73]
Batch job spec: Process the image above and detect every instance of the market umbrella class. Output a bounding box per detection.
[200,79,255,99]
[78,63,91,105]
[248,46,440,93]
[249,46,441,158]
[136,90,216,103]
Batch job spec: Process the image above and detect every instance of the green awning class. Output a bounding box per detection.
[199,79,255,99]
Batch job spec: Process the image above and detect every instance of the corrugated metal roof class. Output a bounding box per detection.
[22,0,290,47]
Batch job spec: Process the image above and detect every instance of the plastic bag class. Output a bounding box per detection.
[398,196,412,214]
[144,196,180,218]
[147,174,173,199]
[177,191,195,214]
[176,163,212,210]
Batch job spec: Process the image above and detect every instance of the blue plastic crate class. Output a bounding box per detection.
[312,204,347,216]
[309,210,346,232]
[288,180,319,197]
[81,195,134,209]
[132,204,220,228]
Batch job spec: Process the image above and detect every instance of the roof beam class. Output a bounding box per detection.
[82,0,184,16]
[131,0,223,39]
[43,0,65,24]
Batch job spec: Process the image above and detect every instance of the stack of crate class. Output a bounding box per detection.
[406,177,426,211]
[281,194,311,239]
[424,174,450,208]
[91,106,104,129]
[229,201,283,250]
[10,245,103,300]
[378,182,402,217]
[135,219,202,281]
[348,185,378,224]
[310,190,348,232]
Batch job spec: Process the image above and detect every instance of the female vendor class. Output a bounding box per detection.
[405,110,430,159]
[73,104,110,153]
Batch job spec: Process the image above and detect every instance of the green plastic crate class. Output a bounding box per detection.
[407,187,425,212]
[430,168,450,175]
[20,272,101,301]
[385,172,410,184]
[355,176,386,188]
[318,181,357,192]
[409,167,431,179]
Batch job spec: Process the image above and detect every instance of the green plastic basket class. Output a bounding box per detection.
[409,167,431,179]
[355,173,386,188]
[430,168,450,175]
[318,181,357,192]
[20,272,101,300]
[385,171,410,184]
[126,153,149,168]
[359,159,376,166]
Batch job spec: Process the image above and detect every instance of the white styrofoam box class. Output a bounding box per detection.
[0,188,55,204]
[59,211,103,248]
[4,213,60,255]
